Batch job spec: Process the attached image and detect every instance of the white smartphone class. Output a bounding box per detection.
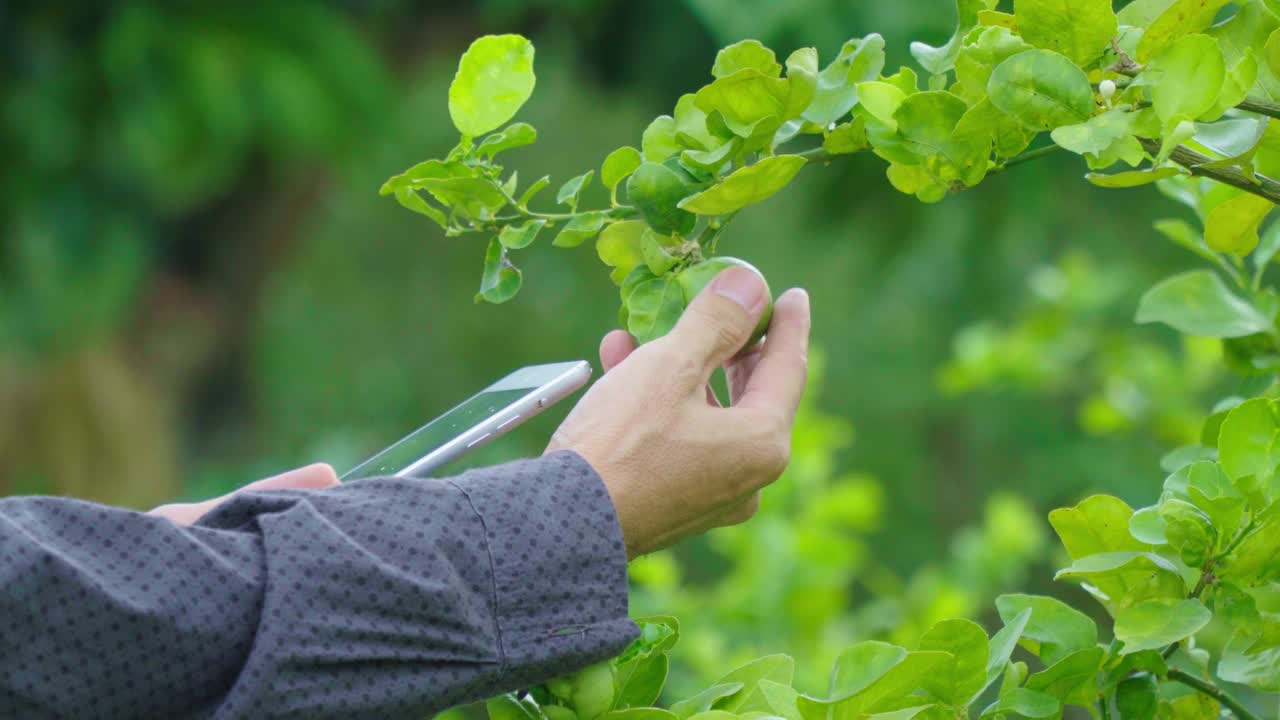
[341,360,593,481]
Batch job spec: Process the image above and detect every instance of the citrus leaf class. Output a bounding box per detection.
[979,688,1060,719]
[1147,34,1226,122]
[1137,0,1233,62]
[1085,168,1183,188]
[995,595,1097,665]
[477,122,537,159]
[626,274,685,345]
[597,220,647,282]
[602,147,644,191]
[1113,598,1212,653]
[1136,270,1272,338]
[1053,551,1187,607]
[557,171,594,211]
[1048,495,1150,560]
[1014,0,1117,67]
[712,40,781,79]
[1205,192,1275,256]
[678,155,807,215]
[553,212,606,248]
[498,218,546,249]
[919,618,989,707]
[1023,648,1105,707]
[449,35,536,137]
[802,34,886,126]
[476,238,522,304]
[910,0,998,76]
[988,49,1095,131]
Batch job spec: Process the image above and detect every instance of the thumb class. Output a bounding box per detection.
[664,266,768,380]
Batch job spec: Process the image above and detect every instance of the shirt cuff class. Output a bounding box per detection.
[447,450,640,685]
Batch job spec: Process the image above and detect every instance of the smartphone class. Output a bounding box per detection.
[341,360,593,481]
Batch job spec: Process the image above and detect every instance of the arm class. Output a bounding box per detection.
[0,451,636,720]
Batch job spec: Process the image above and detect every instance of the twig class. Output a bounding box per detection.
[1167,669,1260,720]
[1138,138,1280,205]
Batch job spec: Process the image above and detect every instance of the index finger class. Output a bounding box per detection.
[735,288,810,418]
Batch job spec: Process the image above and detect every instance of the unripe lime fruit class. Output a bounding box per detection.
[626,161,700,236]
[676,257,773,346]
[569,662,616,720]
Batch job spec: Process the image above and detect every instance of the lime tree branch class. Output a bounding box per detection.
[1138,138,1280,206]
[1166,669,1260,720]
[1231,97,1280,121]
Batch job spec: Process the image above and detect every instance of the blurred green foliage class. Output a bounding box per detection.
[0,0,1230,699]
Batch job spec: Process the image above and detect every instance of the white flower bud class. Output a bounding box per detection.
[1099,79,1117,100]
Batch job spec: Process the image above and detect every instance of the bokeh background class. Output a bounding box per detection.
[0,0,1242,704]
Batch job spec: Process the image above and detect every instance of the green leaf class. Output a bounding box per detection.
[757,680,802,720]
[996,595,1097,665]
[827,642,907,698]
[557,171,594,211]
[1269,28,1280,78]
[449,35,536,137]
[1136,0,1232,62]
[783,48,819,120]
[678,155,807,215]
[1049,495,1150,559]
[1014,0,1117,67]
[955,27,1033,104]
[669,684,744,720]
[627,274,685,344]
[801,651,951,719]
[711,655,796,713]
[988,49,1095,131]
[954,98,1036,160]
[1218,398,1280,506]
[857,82,909,131]
[641,228,680,275]
[642,116,681,162]
[893,91,990,187]
[553,212,607,248]
[1113,598,1212,653]
[979,688,1060,719]
[1218,501,1280,584]
[1162,460,1246,544]
[517,175,551,209]
[390,188,448,229]
[802,35,886,126]
[476,238,522,304]
[498,218,546,249]
[1054,551,1186,607]
[477,122,537,159]
[1208,50,1259,120]
[823,118,869,155]
[417,176,508,218]
[487,694,539,720]
[1129,507,1168,545]
[1051,109,1137,156]
[602,147,644,192]
[1217,632,1280,691]
[919,618,989,707]
[1085,168,1183,188]
[615,655,669,709]
[910,0,998,76]
[1114,675,1159,720]
[1147,34,1226,122]
[693,69,791,142]
[1135,270,1272,338]
[1205,192,1275,256]
[1023,647,1105,707]
[984,608,1031,696]
[597,220,647,282]
[599,710,678,720]
[712,40,781,79]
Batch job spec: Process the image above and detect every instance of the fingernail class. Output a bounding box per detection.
[711,267,765,312]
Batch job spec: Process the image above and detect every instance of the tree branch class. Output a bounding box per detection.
[1138,138,1280,205]
[1167,669,1260,720]
[1237,96,1280,121]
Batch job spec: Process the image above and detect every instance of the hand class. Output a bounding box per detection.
[547,267,811,558]
[148,463,340,525]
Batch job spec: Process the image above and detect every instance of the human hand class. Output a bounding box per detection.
[148,463,340,525]
[547,267,810,558]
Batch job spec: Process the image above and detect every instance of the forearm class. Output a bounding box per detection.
[0,451,638,719]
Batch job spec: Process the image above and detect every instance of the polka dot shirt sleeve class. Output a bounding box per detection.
[0,450,639,719]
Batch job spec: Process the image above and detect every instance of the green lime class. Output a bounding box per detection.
[676,257,774,347]
[625,161,700,236]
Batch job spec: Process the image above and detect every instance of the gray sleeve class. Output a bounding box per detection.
[0,450,639,720]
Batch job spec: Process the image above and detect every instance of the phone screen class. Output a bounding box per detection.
[343,388,531,480]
